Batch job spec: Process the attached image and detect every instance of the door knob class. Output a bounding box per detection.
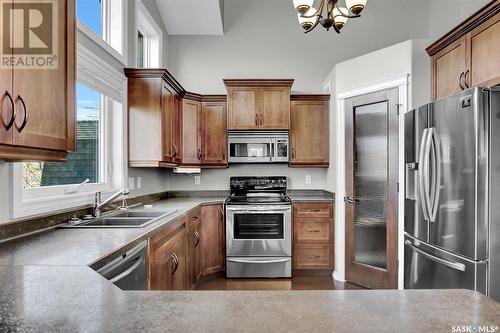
[344,196,360,205]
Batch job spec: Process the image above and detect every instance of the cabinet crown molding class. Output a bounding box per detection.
[291,94,330,102]
[223,79,295,87]
[124,68,185,95]
[426,0,500,56]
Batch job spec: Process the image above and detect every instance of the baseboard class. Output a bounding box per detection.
[293,269,334,277]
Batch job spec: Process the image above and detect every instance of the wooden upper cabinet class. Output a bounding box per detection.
[427,1,500,100]
[202,96,227,167]
[0,0,75,161]
[225,80,293,130]
[290,95,330,167]
[432,37,469,100]
[162,85,175,163]
[470,12,500,87]
[125,69,184,167]
[181,96,202,166]
[0,63,13,146]
[201,204,225,276]
[227,87,259,129]
[261,87,290,129]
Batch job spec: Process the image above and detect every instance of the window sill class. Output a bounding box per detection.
[77,21,127,66]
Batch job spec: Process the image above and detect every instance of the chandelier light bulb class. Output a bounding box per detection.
[293,0,315,15]
[298,7,318,30]
[333,7,349,30]
[345,0,367,15]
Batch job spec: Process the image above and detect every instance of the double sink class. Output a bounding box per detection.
[60,209,178,228]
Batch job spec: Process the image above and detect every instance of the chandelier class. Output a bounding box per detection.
[293,0,367,33]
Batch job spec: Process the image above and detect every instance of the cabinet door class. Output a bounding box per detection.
[201,204,225,276]
[290,101,329,167]
[202,101,227,166]
[162,84,174,163]
[470,13,500,87]
[432,36,469,100]
[172,95,182,164]
[13,0,75,151]
[150,238,186,290]
[187,215,202,289]
[260,87,290,129]
[181,99,202,165]
[0,61,13,145]
[227,87,260,130]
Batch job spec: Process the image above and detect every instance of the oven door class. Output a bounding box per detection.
[226,205,292,257]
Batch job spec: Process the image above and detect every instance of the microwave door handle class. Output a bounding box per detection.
[270,138,274,162]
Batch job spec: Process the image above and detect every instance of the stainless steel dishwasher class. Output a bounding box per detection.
[97,241,148,290]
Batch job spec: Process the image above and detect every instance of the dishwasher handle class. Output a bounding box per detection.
[109,254,145,283]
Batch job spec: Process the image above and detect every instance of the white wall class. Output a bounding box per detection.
[167,0,430,94]
[168,165,327,191]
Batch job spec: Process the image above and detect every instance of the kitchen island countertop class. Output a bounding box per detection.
[0,196,499,332]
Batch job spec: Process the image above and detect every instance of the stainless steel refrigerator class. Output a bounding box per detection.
[404,86,500,301]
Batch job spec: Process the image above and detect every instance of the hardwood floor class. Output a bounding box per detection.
[196,276,365,291]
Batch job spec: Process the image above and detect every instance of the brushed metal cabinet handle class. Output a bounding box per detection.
[459,72,465,90]
[255,114,258,126]
[172,144,177,157]
[171,253,179,275]
[306,255,320,259]
[16,95,28,133]
[197,148,201,160]
[464,70,470,88]
[2,91,15,130]
[194,231,200,247]
[307,229,321,233]
[291,147,295,159]
[219,207,224,222]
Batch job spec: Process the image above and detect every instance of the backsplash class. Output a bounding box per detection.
[168,164,328,191]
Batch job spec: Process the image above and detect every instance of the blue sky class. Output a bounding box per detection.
[77,0,102,36]
[76,1,102,121]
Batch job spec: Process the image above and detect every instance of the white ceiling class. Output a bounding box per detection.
[154,0,224,35]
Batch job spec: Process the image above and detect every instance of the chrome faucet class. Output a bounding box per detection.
[94,188,130,218]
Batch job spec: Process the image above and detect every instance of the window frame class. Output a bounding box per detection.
[77,0,128,65]
[135,0,162,68]
[11,44,127,219]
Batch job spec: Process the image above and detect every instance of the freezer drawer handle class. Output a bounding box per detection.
[405,240,465,272]
[109,254,145,283]
[227,258,290,264]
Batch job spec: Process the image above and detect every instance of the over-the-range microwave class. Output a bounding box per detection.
[228,131,289,163]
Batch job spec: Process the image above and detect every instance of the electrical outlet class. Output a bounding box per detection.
[194,175,201,185]
[305,175,312,185]
[128,177,135,190]
[136,177,142,189]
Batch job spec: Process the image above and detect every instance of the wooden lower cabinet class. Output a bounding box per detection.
[186,209,203,290]
[201,204,225,276]
[293,202,335,272]
[149,228,187,290]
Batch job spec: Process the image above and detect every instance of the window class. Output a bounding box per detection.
[23,83,102,189]
[76,0,127,63]
[135,0,162,68]
[77,0,103,37]
[137,30,145,68]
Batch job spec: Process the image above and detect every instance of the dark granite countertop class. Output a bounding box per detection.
[1,196,499,332]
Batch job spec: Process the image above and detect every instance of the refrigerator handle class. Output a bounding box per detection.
[418,128,431,220]
[405,240,466,272]
[430,128,442,222]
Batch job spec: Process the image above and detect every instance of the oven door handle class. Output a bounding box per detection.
[227,258,290,264]
[226,207,291,212]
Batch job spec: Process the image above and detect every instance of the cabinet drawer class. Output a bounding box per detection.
[293,244,333,269]
[149,218,186,261]
[293,202,333,218]
[294,218,332,244]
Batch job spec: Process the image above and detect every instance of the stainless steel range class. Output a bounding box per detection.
[225,176,292,278]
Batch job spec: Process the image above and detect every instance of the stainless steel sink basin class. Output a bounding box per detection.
[59,209,178,228]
